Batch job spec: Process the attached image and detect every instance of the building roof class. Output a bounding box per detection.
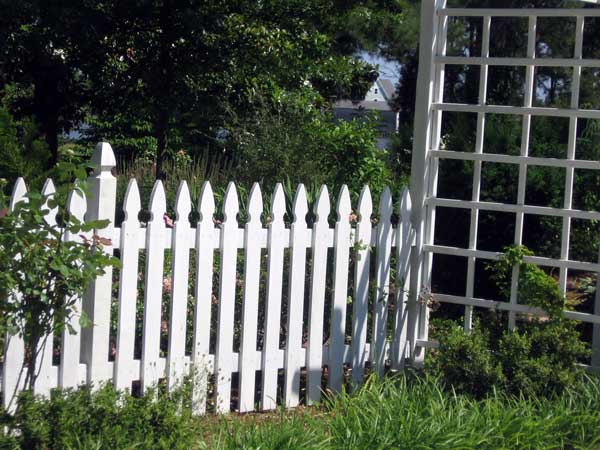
[333,78,396,112]
[377,79,395,101]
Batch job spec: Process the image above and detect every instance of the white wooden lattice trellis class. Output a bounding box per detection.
[410,0,600,367]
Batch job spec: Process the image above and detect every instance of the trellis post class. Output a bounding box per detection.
[409,0,446,366]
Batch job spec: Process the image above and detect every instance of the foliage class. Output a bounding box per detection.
[426,245,590,398]
[489,245,564,316]
[227,89,393,198]
[0,0,394,175]
[0,164,120,390]
[0,105,51,191]
[3,375,600,449]
[0,383,197,450]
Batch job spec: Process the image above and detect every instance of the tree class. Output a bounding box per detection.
[0,0,91,163]
[77,0,395,177]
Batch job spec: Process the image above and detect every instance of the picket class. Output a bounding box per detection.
[34,179,59,397]
[141,181,167,394]
[191,182,216,415]
[372,187,393,376]
[60,186,87,388]
[306,186,330,404]
[261,184,286,411]
[1,143,423,414]
[114,179,141,391]
[284,185,309,408]
[391,189,413,369]
[238,183,263,412]
[215,182,239,413]
[352,186,373,385]
[167,182,192,390]
[3,178,28,413]
[328,186,351,392]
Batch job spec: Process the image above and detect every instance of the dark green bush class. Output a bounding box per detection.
[427,245,590,398]
[0,384,197,450]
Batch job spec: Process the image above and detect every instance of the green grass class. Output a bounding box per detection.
[3,375,600,449]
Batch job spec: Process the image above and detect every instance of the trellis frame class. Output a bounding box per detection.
[411,0,600,367]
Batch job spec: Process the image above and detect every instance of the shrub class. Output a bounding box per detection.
[0,164,119,391]
[0,384,197,450]
[427,245,590,398]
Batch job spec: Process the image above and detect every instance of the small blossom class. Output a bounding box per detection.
[161,320,169,333]
[163,277,172,293]
[163,213,174,228]
[349,212,358,223]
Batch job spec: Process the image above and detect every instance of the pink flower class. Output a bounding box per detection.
[163,213,174,228]
[161,320,169,333]
[349,212,358,223]
[163,277,172,293]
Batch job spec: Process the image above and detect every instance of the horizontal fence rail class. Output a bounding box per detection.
[1,142,417,414]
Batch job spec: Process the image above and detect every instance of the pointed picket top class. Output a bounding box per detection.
[292,184,308,223]
[198,181,215,221]
[10,177,28,211]
[123,179,141,223]
[357,185,373,220]
[313,185,330,222]
[149,180,167,219]
[222,182,239,222]
[41,179,58,225]
[41,178,56,197]
[379,187,393,222]
[174,181,192,222]
[247,183,263,224]
[399,187,412,221]
[336,185,352,222]
[270,183,286,225]
[90,142,117,174]
[66,186,87,221]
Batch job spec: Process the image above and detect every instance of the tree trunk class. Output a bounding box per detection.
[155,109,169,180]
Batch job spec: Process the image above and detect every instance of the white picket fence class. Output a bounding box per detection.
[1,142,417,414]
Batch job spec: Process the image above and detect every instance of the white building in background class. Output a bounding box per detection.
[333,78,398,149]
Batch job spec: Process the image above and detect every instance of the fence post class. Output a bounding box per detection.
[409,0,446,366]
[81,142,117,385]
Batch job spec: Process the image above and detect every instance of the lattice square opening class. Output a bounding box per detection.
[572,168,600,211]
[437,158,473,200]
[446,16,483,57]
[579,68,600,110]
[566,269,597,315]
[570,219,600,263]
[440,111,478,152]
[522,214,562,259]
[529,116,570,159]
[525,166,565,208]
[489,17,528,58]
[480,161,518,204]
[583,17,600,60]
[473,258,504,301]
[486,66,526,106]
[533,67,573,108]
[431,254,468,297]
[433,207,471,248]
[483,114,522,155]
[536,17,576,59]
[576,118,600,160]
[476,211,516,253]
[443,65,481,104]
